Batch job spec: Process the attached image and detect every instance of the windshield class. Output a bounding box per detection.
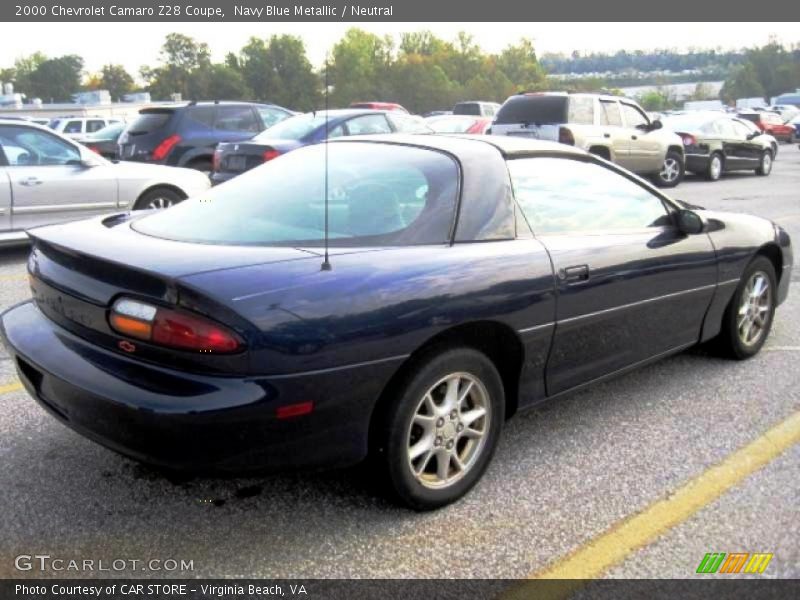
[254,113,327,141]
[133,142,459,246]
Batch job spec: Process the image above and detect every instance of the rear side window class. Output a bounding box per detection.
[258,107,289,129]
[508,157,670,234]
[133,142,459,246]
[567,97,594,125]
[216,106,260,132]
[128,111,172,134]
[184,106,216,129]
[495,95,569,125]
[87,120,106,133]
[599,100,622,126]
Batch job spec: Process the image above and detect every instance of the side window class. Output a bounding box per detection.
[508,157,670,234]
[599,100,622,127]
[0,126,81,166]
[620,103,648,129]
[345,114,392,135]
[216,106,260,133]
[258,107,289,129]
[63,120,84,134]
[185,106,216,129]
[87,120,106,133]
[730,120,752,138]
[716,119,737,138]
[567,97,594,125]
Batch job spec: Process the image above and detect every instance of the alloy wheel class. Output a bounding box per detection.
[660,157,681,183]
[406,372,491,489]
[737,271,772,347]
[709,155,722,180]
[147,197,175,210]
[761,152,772,175]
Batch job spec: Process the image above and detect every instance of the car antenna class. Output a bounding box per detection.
[321,52,332,272]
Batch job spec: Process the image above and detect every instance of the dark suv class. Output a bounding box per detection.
[117,101,293,173]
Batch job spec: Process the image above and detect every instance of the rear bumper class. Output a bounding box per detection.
[1,301,398,473]
[209,171,238,186]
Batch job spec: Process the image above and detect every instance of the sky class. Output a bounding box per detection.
[1,22,797,80]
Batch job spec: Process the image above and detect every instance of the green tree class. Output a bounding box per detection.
[141,33,211,99]
[328,28,394,106]
[497,39,547,92]
[99,64,135,101]
[720,63,765,103]
[27,55,84,102]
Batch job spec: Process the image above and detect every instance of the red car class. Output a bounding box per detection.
[349,101,408,114]
[424,115,493,134]
[738,111,795,142]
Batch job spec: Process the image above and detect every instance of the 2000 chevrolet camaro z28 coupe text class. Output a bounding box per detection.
[0,135,792,510]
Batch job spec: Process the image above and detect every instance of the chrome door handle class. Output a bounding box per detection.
[19,177,42,186]
[559,265,590,283]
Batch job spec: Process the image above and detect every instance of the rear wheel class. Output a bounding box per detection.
[653,150,685,188]
[705,152,723,181]
[134,187,184,210]
[755,150,773,176]
[376,348,504,510]
[714,256,776,359]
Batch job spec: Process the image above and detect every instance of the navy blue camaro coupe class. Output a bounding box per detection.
[0,135,792,509]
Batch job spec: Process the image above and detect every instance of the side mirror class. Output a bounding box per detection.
[747,131,761,140]
[649,119,663,131]
[676,209,706,235]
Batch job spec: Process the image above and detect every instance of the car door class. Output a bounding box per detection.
[597,99,631,168]
[0,149,10,232]
[507,155,717,396]
[730,119,764,163]
[620,102,662,172]
[0,124,118,231]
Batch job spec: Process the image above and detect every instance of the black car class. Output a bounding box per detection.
[74,122,125,159]
[663,113,777,181]
[118,101,293,173]
[1,135,791,510]
[210,109,432,184]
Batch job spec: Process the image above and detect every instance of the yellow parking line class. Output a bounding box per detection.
[503,410,800,599]
[0,380,23,395]
[0,273,27,281]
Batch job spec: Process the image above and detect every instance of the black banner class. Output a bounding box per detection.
[3,579,800,600]
[3,0,798,22]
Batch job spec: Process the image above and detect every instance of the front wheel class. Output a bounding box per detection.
[134,187,184,210]
[653,151,685,188]
[377,348,504,510]
[714,256,777,359]
[755,150,773,176]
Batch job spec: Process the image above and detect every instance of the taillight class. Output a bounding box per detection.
[681,134,697,146]
[212,148,222,172]
[262,148,281,162]
[558,127,575,146]
[109,297,243,354]
[151,134,181,161]
[87,145,101,154]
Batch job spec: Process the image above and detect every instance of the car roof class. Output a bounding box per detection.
[330,132,589,159]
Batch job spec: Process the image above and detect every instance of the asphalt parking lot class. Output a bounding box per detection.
[1,146,798,581]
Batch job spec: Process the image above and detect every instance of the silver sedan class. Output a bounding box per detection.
[0,119,211,246]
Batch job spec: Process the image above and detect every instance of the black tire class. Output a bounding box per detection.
[133,187,184,210]
[187,158,213,175]
[714,256,777,360]
[755,150,773,176]
[704,152,724,181]
[375,347,504,510]
[652,150,685,188]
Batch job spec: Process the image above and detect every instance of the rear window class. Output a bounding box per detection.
[453,103,481,116]
[133,142,459,247]
[128,110,173,134]
[495,95,568,125]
